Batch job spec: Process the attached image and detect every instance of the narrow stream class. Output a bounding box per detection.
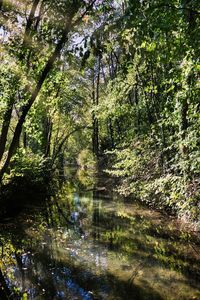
[0,170,200,300]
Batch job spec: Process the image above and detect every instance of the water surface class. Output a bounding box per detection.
[0,171,200,299]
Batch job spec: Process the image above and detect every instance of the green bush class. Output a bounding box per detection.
[106,139,200,227]
[4,149,52,186]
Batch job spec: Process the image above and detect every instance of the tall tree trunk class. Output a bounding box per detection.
[52,126,88,165]
[180,97,189,177]
[0,98,15,162]
[109,118,114,148]
[0,0,41,163]
[0,0,97,180]
[45,118,53,157]
[23,130,27,149]
[22,0,40,48]
[0,8,77,180]
[0,0,3,11]
[0,268,13,300]
[180,97,188,139]
[92,56,101,156]
[34,0,45,31]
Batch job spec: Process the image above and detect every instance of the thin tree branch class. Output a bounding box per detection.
[52,126,92,165]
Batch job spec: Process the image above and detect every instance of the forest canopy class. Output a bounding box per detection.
[0,0,200,224]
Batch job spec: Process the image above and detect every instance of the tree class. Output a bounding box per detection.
[0,0,106,179]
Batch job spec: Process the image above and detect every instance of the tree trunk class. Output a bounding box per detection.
[0,0,3,10]
[22,0,40,48]
[92,56,101,156]
[23,130,27,149]
[45,118,53,157]
[0,98,15,162]
[0,9,76,180]
[0,0,97,180]
[180,97,188,138]
[0,0,41,163]
[109,118,114,148]
[52,126,89,166]
[0,268,13,300]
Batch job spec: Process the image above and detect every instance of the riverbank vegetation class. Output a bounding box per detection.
[0,0,199,225]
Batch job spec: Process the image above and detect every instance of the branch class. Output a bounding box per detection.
[0,5,79,179]
[24,0,40,40]
[52,126,92,164]
[72,0,97,27]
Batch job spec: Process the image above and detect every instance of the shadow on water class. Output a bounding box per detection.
[0,169,200,300]
[0,211,163,299]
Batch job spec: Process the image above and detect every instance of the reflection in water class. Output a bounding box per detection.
[0,170,200,300]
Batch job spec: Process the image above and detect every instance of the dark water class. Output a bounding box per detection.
[0,170,200,300]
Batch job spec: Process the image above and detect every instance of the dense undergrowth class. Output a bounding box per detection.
[0,151,52,218]
[0,0,199,228]
[106,139,200,228]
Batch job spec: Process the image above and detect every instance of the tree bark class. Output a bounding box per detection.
[0,0,41,163]
[109,118,114,148]
[0,0,97,180]
[0,98,15,162]
[0,268,13,300]
[180,98,188,137]
[0,7,77,180]
[0,0,3,10]
[44,117,53,157]
[23,0,40,48]
[92,56,101,156]
[52,126,89,165]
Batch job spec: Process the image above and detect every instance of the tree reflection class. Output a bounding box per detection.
[0,174,200,299]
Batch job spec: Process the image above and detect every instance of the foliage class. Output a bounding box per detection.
[96,0,200,225]
[0,149,52,207]
[0,0,199,224]
[77,148,97,170]
[8,149,51,182]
